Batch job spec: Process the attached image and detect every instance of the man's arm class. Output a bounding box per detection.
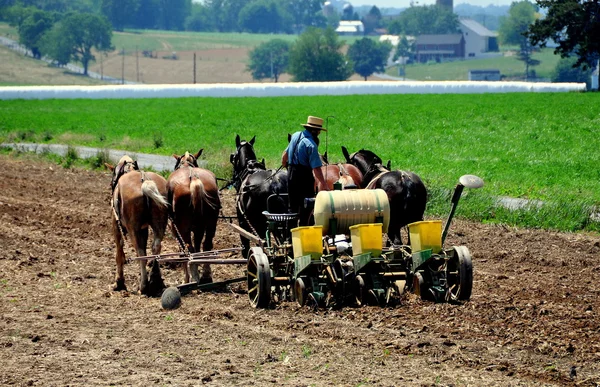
[281,150,289,168]
[313,166,329,191]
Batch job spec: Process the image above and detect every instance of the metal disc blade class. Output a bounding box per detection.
[459,174,484,189]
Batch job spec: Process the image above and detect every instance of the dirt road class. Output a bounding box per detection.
[1,155,599,386]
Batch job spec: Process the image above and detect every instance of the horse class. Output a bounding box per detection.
[230,134,288,257]
[106,155,169,296]
[342,146,428,245]
[316,152,364,191]
[167,150,221,284]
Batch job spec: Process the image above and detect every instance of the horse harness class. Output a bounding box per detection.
[111,161,148,235]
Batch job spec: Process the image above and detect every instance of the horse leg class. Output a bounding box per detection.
[146,216,167,297]
[193,224,212,284]
[112,218,127,292]
[200,216,218,284]
[133,227,149,295]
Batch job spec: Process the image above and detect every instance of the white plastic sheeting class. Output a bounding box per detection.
[0,81,586,100]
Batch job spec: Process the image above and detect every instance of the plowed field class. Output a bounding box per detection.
[1,156,599,386]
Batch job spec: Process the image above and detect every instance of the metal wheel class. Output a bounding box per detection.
[413,272,430,301]
[354,275,365,306]
[294,277,307,307]
[247,247,271,308]
[447,246,473,301]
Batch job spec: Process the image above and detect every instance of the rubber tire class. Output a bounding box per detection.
[450,245,473,301]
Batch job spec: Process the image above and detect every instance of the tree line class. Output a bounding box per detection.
[1,0,597,85]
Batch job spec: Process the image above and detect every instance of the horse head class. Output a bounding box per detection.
[106,155,139,192]
[230,134,257,175]
[173,149,202,170]
[342,146,384,177]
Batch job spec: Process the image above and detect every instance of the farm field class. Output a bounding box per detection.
[391,48,561,81]
[0,45,108,86]
[1,92,599,232]
[2,22,565,84]
[0,155,599,386]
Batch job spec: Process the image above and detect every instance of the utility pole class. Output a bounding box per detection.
[193,52,196,84]
[136,45,139,83]
[121,47,125,85]
[270,51,273,80]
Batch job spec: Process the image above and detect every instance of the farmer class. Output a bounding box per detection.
[281,115,329,226]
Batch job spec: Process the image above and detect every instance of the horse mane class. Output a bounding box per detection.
[112,155,139,192]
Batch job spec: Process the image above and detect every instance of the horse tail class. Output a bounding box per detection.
[141,179,168,208]
[190,177,206,212]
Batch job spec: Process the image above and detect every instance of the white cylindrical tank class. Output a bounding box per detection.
[313,189,390,235]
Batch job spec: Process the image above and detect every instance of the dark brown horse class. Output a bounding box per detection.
[167,150,221,284]
[342,147,428,245]
[106,155,169,296]
[230,135,288,257]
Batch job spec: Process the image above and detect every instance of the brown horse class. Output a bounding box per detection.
[167,150,221,284]
[315,162,363,192]
[106,155,169,296]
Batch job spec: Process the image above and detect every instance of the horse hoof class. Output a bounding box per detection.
[199,276,213,285]
[112,281,126,292]
[161,287,181,310]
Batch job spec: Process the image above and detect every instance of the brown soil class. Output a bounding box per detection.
[1,155,599,386]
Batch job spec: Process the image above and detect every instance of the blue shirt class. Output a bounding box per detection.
[286,129,322,169]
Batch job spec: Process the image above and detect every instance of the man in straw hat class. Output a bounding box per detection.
[281,115,330,226]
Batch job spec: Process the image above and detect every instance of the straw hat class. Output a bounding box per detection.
[302,116,327,131]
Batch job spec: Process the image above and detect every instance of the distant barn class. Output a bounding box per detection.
[468,69,501,81]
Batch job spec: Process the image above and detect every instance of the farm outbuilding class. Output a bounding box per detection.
[459,18,499,58]
[335,20,364,36]
[468,69,501,81]
[414,34,465,63]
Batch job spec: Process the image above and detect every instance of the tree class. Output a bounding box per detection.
[238,0,291,34]
[347,38,391,81]
[101,0,139,31]
[17,8,55,58]
[158,0,191,30]
[42,12,113,75]
[527,0,600,69]
[39,21,73,66]
[387,5,459,35]
[499,1,539,79]
[247,39,290,82]
[552,57,592,89]
[362,5,382,35]
[133,0,160,29]
[185,2,214,32]
[288,27,352,82]
[284,0,324,32]
[498,1,537,45]
[393,35,414,80]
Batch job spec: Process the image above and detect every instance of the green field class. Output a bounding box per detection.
[1,92,599,232]
[388,48,561,81]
